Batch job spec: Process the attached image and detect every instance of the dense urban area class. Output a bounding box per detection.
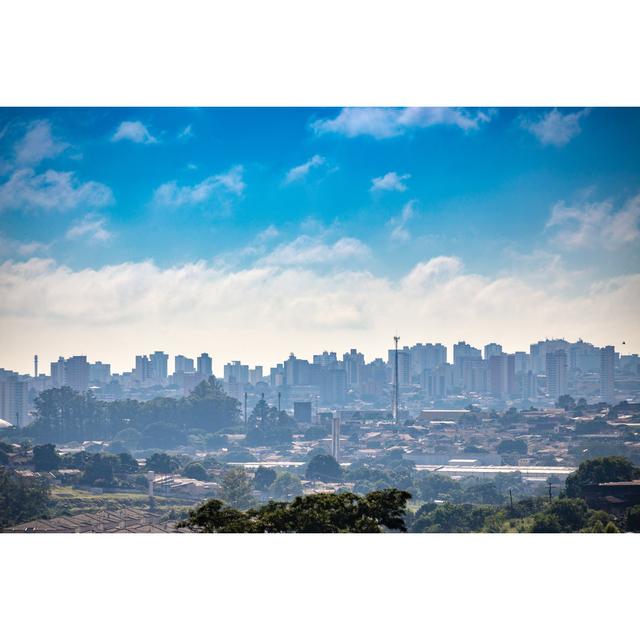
[1,336,639,532]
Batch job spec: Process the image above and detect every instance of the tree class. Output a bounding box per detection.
[306,454,342,482]
[497,439,528,455]
[178,488,412,533]
[0,468,51,528]
[253,466,276,491]
[565,456,640,498]
[270,472,303,500]
[113,427,141,449]
[556,394,576,411]
[625,505,640,532]
[32,444,61,471]
[81,454,116,486]
[219,468,255,509]
[182,462,208,481]
[146,452,181,474]
[142,421,185,449]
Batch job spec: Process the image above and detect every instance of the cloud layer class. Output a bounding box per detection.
[1,254,637,374]
[312,107,490,139]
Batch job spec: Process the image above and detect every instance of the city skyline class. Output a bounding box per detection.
[1,107,639,373]
[3,334,631,379]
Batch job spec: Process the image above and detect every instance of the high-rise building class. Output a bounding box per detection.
[600,345,615,403]
[488,354,515,399]
[484,342,503,360]
[0,374,29,427]
[249,366,263,385]
[343,349,365,387]
[224,361,250,384]
[134,355,151,382]
[149,351,168,381]
[530,339,570,374]
[453,341,482,388]
[197,353,213,378]
[174,355,195,374]
[89,361,111,384]
[50,357,66,387]
[546,350,568,400]
[313,351,337,367]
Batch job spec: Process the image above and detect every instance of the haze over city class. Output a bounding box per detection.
[1,107,639,373]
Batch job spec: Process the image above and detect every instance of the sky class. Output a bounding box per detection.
[1,107,639,375]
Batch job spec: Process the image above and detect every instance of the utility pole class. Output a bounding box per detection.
[548,481,553,503]
[393,336,400,424]
[509,489,513,510]
[278,391,281,413]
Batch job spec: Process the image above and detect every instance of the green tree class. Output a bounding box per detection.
[497,439,528,455]
[565,456,640,498]
[82,454,116,486]
[182,462,209,481]
[270,472,303,500]
[145,452,181,474]
[556,394,576,410]
[0,468,51,527]
[32,444,61,471]
[178,488,411,533]
[219,467,255,509]
[306,454,342,482]
[625,505,640,532]
[253,466,277,491]
[141,421,185,448]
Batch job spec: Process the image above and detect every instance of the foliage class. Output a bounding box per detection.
[219,467,255,509]
[497,439,528,455]
[253,466,277,491]
[245,398,295,446]
[145,452,181,474]
[0,468,52,527]
[178,488,412,533]
[24,377,241,445]
[32,444,61,471]
[270,472,303,500]
[565,456,640,498]
[625,505,640,532]
[181,462,209,481]
[306,454,343,482]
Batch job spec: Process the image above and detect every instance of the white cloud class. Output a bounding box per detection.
[1,255,637,374]
[0,168,113,214]
[66,214,113,243]
[388,200,418,242]
[312,107,491,139]
[0,233,47,258]
[178,124,193,139]
[14,120,69,165]
[256,225,279,243]
[284,155,326,184]
[111,121,157,144]
[371,171,410,192]
[546,194,640,249]
[153,165,245,207]
[523,108,589,147]
[259,235,370,267]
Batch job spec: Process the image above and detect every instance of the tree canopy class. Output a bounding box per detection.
[306,454,342,482]
[565,456,640,498]
[178,488,412,533]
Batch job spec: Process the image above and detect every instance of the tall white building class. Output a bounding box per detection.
[546,350,568,400]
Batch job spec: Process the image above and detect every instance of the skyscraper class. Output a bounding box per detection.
[197,353,213,378]
[546,350,568,400]
[600,345,615,403]
[484,342,503,360]
[174,355,195,374]
[149,351,168,381]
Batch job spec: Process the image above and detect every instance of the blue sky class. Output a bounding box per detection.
[1,107,639,373]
